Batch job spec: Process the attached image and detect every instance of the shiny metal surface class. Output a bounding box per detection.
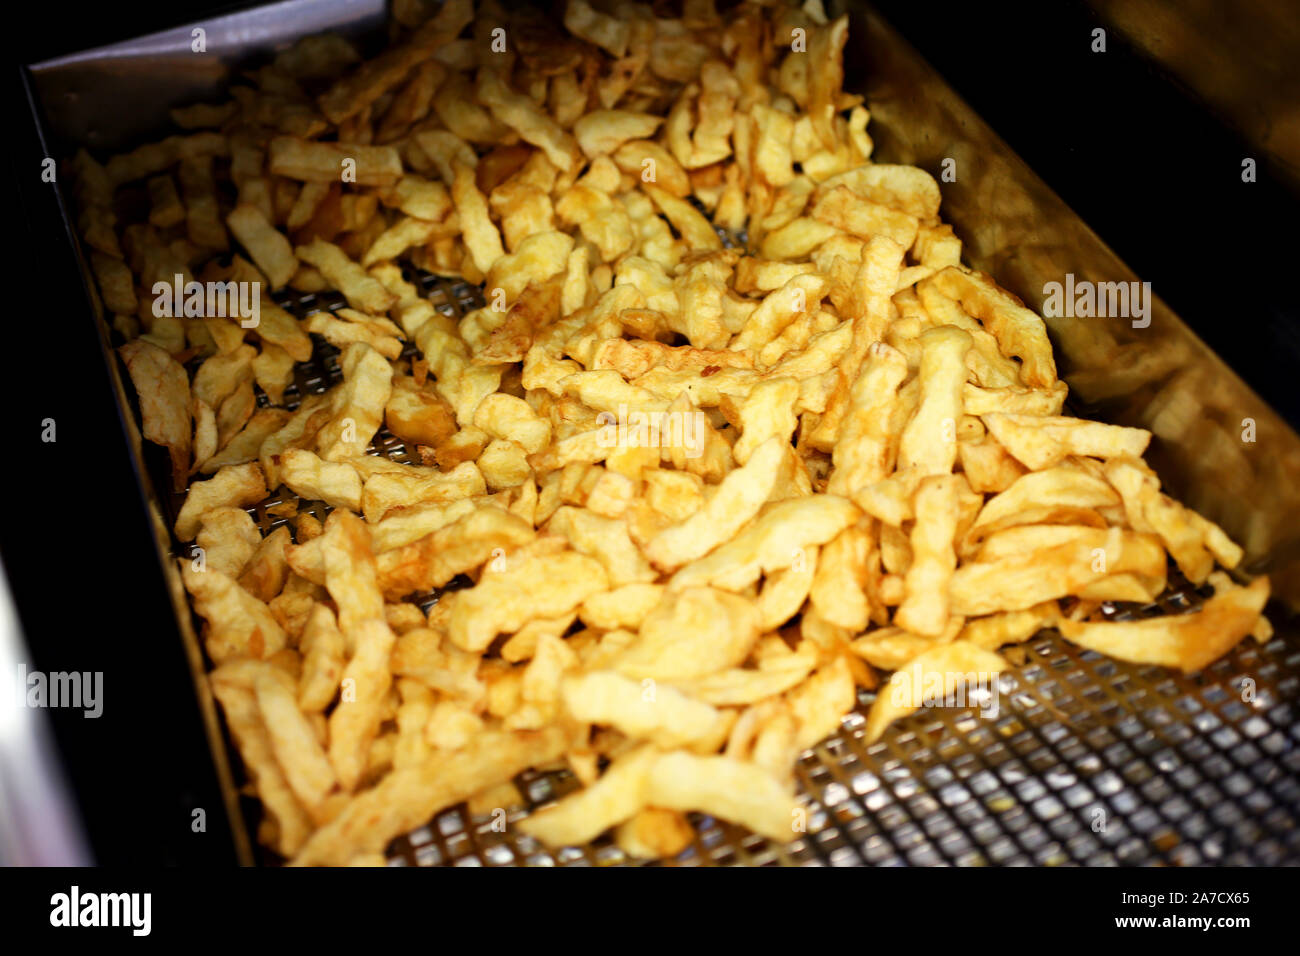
[32,0,386,153]
[22,0,1300,866]
[0,556,92,865]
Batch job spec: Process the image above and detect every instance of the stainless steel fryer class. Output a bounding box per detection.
[24,0,1300,866]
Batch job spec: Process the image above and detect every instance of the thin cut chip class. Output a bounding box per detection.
[320,511,397,791]
[196,506,261,578]
[315,343,393,461]
[291,726,568,865]
[270,137,404,186]
[295,239,398,314]
[175,462,267,541]
[611,587,761,681]
[376,508,534,599]
[669,495,860,593]
[226,204,297,289]
[814,163,941,219]
[896,326,971,476]
[1058,577,1269,674]
[959,603,1060,651]
[826,342,908,496]
[922,268,1056,387]
[646,751,796,842]
[385,376,459,449]
[894,475,962,636]
[477,68,582,172]
[643,183,723,251]
[949,528,1166,616]
[562,671,723,748]
[280,449,363,511]
[864,641,1008,743]
[448,549,609,652]
[983,413,1151,471]
[255,667,338,812]
[211,669,313,856]
[615,808,695,859]
[451,158,505,274]
[118,341,192,492]
[644,436,784,570]
[808,523,871,631]
[182,565,287,663]
[518,743,656,847]
[1104,456,1242,583]
[579,583,665,630]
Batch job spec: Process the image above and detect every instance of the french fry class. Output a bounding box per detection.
[610,587,761,681]
[897,326,971,476]
[518,744,657,848]
[118,340,192,492]
[227,204,297,289]
[320,511,397,791]
[983,413,1151,471]
[562,671,724,748]
[175,462,267,541]
[255,666,338,813]
[1058,576,1268,673]
[644,436,784,570]
[894,475,963,636]
[863,641,1007,743]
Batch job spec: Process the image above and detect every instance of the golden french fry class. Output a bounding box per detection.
[211,667,313,856]
[319,511,397,791]
[519,743,657,847]
[255,666,338,812]
[227,204,297,289]
[183,564,286,663]
[950,528,1166,615]
[669,495,860,593]
[983,412,1151,471]
[611,587,760,681]
[1104,456,1242,584]
[897,326,971,476]
[1058,577,1268,673]
[376,507,534,599]
[894,475,963,636]
[562,671,724,748]
[295,239,398,314]
[448,549,609,652]
[175,462,267,541]
[644,436,784,570]
[921,267,1056,387]
[864,642,1007,743]
[646,751,796,842]
[280,449,363,511]
[118,340,192,492]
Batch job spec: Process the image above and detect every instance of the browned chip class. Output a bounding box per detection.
[118,340,192,492]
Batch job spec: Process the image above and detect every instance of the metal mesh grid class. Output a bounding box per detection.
[137,266,1300,868]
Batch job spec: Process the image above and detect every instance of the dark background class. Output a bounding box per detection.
[5,0,1299,866]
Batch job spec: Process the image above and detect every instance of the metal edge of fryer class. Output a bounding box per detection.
[0,553,94,866]
[27,0,391,869]
[27,0,397,868]
[17,62,259,867]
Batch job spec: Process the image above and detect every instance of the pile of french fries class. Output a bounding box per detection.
[76,0,1271,865]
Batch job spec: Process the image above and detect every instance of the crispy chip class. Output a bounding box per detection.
[118,341,192,492]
